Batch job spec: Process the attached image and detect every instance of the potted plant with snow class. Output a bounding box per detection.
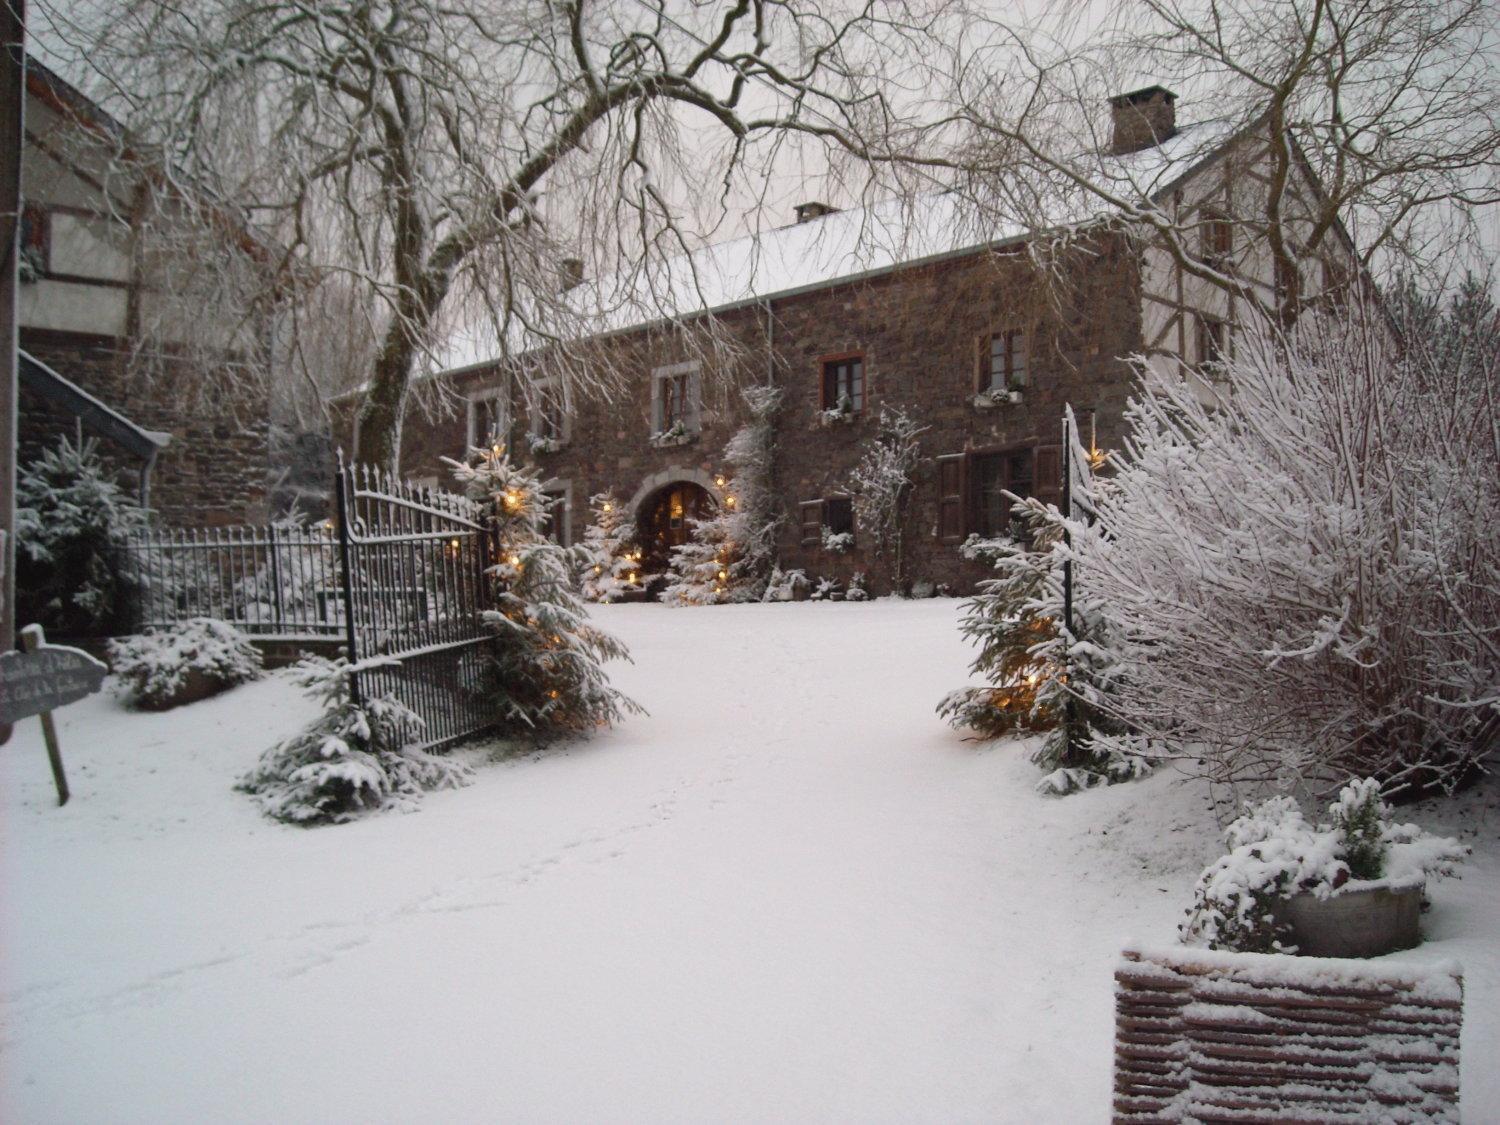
[971,386,1024,410]
[527,432,563,456]
[816,392,856,427]
[1180,778,1467,957]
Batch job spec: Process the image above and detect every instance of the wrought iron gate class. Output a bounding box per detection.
[335,463,499,751]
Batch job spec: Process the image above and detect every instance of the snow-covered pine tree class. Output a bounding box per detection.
[847,404,925,592]
[662,385,783,605]
[448,447,643,735]
[16,435,150,635]
[238,655,471,824]
[938,407,1137,793]
[579,491,645,603]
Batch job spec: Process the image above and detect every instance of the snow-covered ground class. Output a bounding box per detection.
[3,600,1496,1123]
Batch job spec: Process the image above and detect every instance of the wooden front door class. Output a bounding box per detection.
[639,482,714,579]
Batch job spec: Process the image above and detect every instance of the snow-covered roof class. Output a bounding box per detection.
[429,118,1241,376]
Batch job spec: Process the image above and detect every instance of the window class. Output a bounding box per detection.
[1201,210,1233,269]
[1322,257,1352,308]
[823,496,853,537]
[1196,314,1228,368]
[821,355,864,412]
[529,378,569,445]
[970,450,1034,539]
[651,362,701,436]
[466,388,508,449]
[19,204,48,273]
[937,445,1062,544]
[983,330,1027,392]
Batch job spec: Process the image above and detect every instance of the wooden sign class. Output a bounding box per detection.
[0,637,107,723]
[0,625,106,805]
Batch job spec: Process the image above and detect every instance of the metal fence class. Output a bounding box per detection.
[121,523,346,639]
[120,466,503,751]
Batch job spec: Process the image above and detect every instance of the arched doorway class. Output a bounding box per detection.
[637,480,716,586]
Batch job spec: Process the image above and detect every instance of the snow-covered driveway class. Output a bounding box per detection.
[3,601,1494,1123]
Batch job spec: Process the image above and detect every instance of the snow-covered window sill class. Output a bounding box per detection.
[972,389,1024,410]
[527,436,567,456]
[649,430,698,449]
[814,410,858,428]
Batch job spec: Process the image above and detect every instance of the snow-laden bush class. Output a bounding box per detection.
[762,567,809,602]
[847,404,925,592]
[238,656,471,824]
[16,436,149,635]
[579,491,644,603]
[449,447,643,736]
[1078,300,1500,798]
[1181,779,1468,952]
[109,617,262,709]
[663,385,783,605]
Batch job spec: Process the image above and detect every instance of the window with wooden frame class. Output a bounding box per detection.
[936,444,1062,544]
[539,482,571,545]
[650,361,701,436]
[18,204,49,275]
[1322,257,1352,309]
[528,378,569,444]
[820,354,864,412]
[466,388,508,449]
[1195,313,1228,369]
[800,495,854,548]
[981,330,1028,393]
[1200,210,1233,269]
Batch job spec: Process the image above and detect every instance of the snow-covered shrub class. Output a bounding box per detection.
[663,385,782,605]
[845,573,869,601]
[1079,300,1500,798]
[109,617,262,709]
[762,567,809,602]
[449,447,642,736]
[809,576,842,601]
[238,656,470,824]
[939,416,1136,793]
[580,491,644,603]
[1181,779,1468,952]
[16,436,149,635]
[847,405,925,591]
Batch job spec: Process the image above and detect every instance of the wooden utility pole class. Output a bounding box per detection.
[1,0,26,747]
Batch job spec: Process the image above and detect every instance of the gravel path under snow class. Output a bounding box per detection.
[2,601,1495,1122]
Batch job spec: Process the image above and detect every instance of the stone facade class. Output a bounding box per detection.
[384,231,1141,595]
[20,329,271,527]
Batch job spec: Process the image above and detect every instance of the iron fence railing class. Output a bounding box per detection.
[120,523,346,639]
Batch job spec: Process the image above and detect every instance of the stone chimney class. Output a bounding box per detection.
[794,201,839,224]
[558,256,584,293]
[1109,86,1177,155]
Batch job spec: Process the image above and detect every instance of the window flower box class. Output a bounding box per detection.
[972,387,1024,410]
[649,422,696,449]
[815,393,857,427]
[527,434,564,455]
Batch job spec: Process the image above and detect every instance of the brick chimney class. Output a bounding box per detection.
[1109,86,1177,155]
[794,201,839,224]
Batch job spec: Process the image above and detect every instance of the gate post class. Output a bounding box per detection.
[333,462,361,706]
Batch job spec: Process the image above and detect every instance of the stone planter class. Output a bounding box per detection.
[1275,879,1423,958]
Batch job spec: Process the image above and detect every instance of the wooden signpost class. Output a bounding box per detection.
[0,624,108,805]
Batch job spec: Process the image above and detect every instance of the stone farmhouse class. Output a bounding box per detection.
[360,87,1361,595]
[16,55,274,527]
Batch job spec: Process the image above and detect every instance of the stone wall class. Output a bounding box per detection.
[388,233,1142,595]
[19,329,271,528]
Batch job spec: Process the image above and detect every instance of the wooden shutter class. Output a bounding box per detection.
[1034,444,1062,511]
[799,500,824,546]
[937,454,966,543]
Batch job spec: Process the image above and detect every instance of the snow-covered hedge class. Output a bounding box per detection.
[238,656,471,824]
[1181,778,1468,953]
[109,617,262,709]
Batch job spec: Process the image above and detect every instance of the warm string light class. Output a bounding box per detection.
[502,488,524,512]
[601,501,613,513]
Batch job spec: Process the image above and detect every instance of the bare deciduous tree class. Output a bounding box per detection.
[40,0,973,469]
